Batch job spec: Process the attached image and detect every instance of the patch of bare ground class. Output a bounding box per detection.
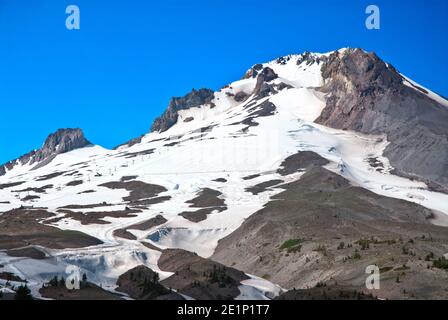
[120,176,138,182]
[6,246,46,260]
[277,151,329,176]
[187,188,225,208]
[242,174,261,181]
[129,196,171,207]
[0,181,25,189]
[77,190,95,194]
[0,272,26,283]
[180,207,226,223]
[66,180,83,187]
[113,215,167,240]
[158,249,249,300]
[22,195,40,201]
[245,179,283,195]
[118,149,155,159]
[0,208,103,250]
[164,141,180,147]
[63,171,79,176]
[141,242,162,251]
[70,162,88,167]
[112,229,137,240]
[35,172,67,181]
[179,188,227,223]
[213,166,448,299]
[367,156,385,173]
[59,203,112,209]
[39,281,122,300]
[116,265,184,300]
[57,207,141,225]
[230,101,277,132]
[13,185,53,193]
[276,281,377,300]
[213,178,227,183]
[99,180,167,202]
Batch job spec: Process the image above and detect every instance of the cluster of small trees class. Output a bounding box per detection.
[140,272,170,298]
[433,256,448,270]
[47,276,66,288]
[204,265,233,288]
[44,273,88,289]
[14,285,33,300]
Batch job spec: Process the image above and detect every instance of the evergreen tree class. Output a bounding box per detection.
[14,285,32,300]
[49,276,59,287]
[59,277,66,288]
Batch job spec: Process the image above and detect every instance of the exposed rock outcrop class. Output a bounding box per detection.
[151,88,215,133]
[0,128,91,175]
[316,48,448,188]
[253,67,278,98]
[243,63,264,79]
[296,51,325,66]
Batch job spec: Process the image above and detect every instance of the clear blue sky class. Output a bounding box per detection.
[0,0,447,164]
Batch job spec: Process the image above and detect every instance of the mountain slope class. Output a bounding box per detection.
[0,48,447,300]
[316,49,448,189]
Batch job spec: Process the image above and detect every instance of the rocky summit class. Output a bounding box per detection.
[0,128,91,176]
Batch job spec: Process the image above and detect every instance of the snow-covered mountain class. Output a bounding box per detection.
[1,48,448,300]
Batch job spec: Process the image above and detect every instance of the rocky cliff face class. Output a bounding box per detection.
[150,88,215,133]
[316,48,448,188]
[0,128,91,175]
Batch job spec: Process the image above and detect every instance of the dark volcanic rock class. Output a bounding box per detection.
[234,91,249,102]
[0,128,91,175]
[151,88,215,133]
[0,181,25,190]
[6,247,46,260]
[296,51,325,66]
[253,67,279,98]
[13,185,53,194]
[66,180,83,187]
[36,171,67,181]
[56,207,141,225]
[316,48,448,188]
[243,63,264,79]
[179,188,227,222]
[99,180,167,202]
[245,179,284,195]
[114,135,144,149]
[239,100,277,131]
[277,151,330,176]
[114,215,168,240]
[180,207,226,223]
[186,188,225,208]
